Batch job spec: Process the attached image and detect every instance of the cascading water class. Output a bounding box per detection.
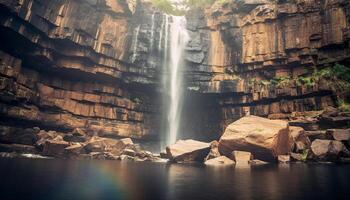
[164,16,189,145]
[131,25,140,63]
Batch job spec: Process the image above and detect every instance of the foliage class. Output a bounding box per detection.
[338,99,350,112]
[270,76,292,87]
[150,0,228,15]
[301,149,309,162]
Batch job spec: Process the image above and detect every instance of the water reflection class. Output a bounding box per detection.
[0,159,350,200]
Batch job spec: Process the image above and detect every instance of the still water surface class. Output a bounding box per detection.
[0,159,349,200]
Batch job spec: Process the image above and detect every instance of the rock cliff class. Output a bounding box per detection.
[0,0,349,142]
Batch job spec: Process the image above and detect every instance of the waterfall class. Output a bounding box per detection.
[150,12,155,51]
[131,25,140,63]
[165,16,189,145]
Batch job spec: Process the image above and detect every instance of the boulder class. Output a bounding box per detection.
[63,134,87,143]
[166,139,210,163]
[326,129,350,141]
[232,151,253,163]
[289,118,319,131]
[304,131,331,141]
[84,136,119,153]
[111,138,134,156]
[72,128,86,137]
[290,152,304,161]
[290,126,310,152]
[204,156,235,166]
[219,116,293,161]
[321,106,339,118]
[311,139,350,160]
[278,155,290,163]
[64,143,85,156]
[42,140,70,157]
[205,140,221,161]
[35,130,61,149]
[122,149,136,157]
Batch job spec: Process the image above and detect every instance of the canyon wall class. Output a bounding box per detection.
[0,0,164,140]
[184,0,350,138]
[0,0,349,142]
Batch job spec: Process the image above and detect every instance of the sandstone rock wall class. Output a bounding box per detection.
[184,0,350,134]
[0,0,349,141]
[0,0,163,139]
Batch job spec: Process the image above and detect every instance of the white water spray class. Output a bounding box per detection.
[131,25,140,63]
[166,16,189,145]
[150,12,156,51]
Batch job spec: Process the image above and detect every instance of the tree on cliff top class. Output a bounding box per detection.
[151,0,219,15]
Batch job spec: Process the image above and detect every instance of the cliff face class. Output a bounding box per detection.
[185,0,350,136]
[0,0,163,139]
[0,0,349,141]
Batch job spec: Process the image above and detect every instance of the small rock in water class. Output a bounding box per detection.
[278,155,290,163]
[232,151,253,164]
[249,159,269,166]
[204,156,235,166]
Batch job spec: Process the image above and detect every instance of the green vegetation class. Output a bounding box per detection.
[338,99,350,112]
[301,149,309,162]
[248,64,350,90]
[150,0,229,15]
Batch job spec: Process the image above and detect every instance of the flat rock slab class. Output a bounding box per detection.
[166,139,210,163]
[219,115,293,161]
[205,156,235,166]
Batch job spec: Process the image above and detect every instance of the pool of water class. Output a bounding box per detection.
[0,159,349,200]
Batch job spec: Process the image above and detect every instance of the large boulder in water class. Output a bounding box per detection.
[166,139,210,163]
[218,115,293,161]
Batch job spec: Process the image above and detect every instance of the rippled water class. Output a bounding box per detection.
[0,159,349,200]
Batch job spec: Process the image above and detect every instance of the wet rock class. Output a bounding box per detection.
[278,155,290,163]
[166,139,210,163]
[205,140,221,161]
[42,140,70,157]
[119,155,135,161]
[204,156,235,166]
[249,159,269,166]
[326,129,350,141]
[219,116,293,161]
[311,139,350,160]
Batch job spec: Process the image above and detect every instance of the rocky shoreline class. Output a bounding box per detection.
[1,106,349,166]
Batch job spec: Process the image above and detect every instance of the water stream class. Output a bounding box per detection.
[166,16,189,145]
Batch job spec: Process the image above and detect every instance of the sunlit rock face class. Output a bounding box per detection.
[0,0,349,142]
[183,0,350,137]
[0,0,162,139]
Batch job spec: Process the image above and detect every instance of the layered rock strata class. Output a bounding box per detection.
[0,0,349,143]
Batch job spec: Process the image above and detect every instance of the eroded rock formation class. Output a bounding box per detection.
[0,0,349,145]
